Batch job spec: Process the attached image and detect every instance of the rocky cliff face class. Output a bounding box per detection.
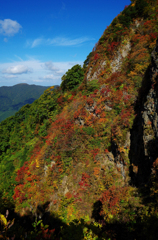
[93,38,158,188]
[130,38,158,186]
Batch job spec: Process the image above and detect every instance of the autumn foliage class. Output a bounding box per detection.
[1,0,158,239]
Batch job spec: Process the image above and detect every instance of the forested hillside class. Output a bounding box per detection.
[1,0,158,239]
[0,83,50,122]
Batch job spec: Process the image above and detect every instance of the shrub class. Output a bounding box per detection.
[82,127,95,136]
[87,79,99,93]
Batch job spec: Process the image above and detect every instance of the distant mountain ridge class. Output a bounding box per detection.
[0,83,50,122]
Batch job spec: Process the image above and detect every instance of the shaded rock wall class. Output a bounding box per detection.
[130,38,158,186]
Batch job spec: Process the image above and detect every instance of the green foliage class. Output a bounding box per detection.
[111,0,149,29]
[61,64,84,91]
[135,0,149,17]
[83,127,95,136]
[38,119,50,137]
[86,79,99,93]
[0,83,50,122]
[118,8,135,28]
[0,86,62,199]
[90,138,101,148]
[83,52,93,72]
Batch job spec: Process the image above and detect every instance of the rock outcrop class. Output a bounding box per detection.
[130,38,158,186]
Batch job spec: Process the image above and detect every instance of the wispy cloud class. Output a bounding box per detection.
[14,55,23,62]
[31,37,44,48]
[2,65,32,74]
[44,61,67,76]
[43,74,60,80]
[0,19,22,36]
[27,36,94,48]
[46,37,93,46]
[3,74,18,79]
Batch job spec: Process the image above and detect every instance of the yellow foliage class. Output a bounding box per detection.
[35,158,40,168]
[0,214,7,226]
[98,182,105,192]
[53,180,58,190]
[149,39,157,50]
[134,63,149,75]
[67,205,76,221]
[108,213,113,219]
[119,146,125,153]
[128,71,137,78]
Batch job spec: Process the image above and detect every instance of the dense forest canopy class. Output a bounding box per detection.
[0,84,50,122]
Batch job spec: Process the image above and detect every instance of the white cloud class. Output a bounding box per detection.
[0,59,83,86]
[2,65,32,74]
[27,36,94,48]
[44,61,71,76]
[0,19,22,36]
[31,37,44,48]
[45,61,59,71]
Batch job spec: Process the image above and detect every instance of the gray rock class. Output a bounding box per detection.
[105,104,112,111]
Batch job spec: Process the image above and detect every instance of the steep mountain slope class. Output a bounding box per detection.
[0,83,50,122]
[1,0,158,239]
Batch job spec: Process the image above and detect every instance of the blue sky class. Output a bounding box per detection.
[0,0,131,87]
